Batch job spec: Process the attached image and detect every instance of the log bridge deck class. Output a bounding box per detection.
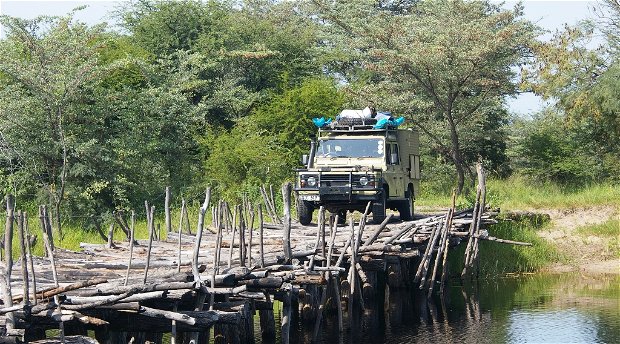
[0,169,525,343]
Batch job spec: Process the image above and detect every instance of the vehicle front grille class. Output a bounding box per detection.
[320,174,375,187]
[319,174,351,187]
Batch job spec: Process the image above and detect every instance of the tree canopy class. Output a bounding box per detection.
[310,0,537,192]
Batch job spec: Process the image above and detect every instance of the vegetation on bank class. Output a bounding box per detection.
[419,176,620,210]
[448,216,563,278]
[575,219,620,258]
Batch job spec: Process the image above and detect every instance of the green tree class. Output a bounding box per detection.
[311,0,537,193]
[119,0,322,127]
[205,78,345,198]
[0,12,208,228]
[509,110,604,184]
[0,13,107,235]
[523,1,620,182]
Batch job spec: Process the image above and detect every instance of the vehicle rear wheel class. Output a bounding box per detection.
[372,190,387,224]
[297,200,314,226]
[398,186,415,221]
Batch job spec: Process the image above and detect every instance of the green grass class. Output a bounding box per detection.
[3,201,260,259]
[487,176,620,210]
[418,175,620,210]
[449,217,564,277]
[575,218,620,237]
[575,218,620,258]
[5,213,176,258]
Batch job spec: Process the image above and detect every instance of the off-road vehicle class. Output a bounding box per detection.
[295,115,420,225]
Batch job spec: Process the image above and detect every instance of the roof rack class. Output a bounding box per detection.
[318,126,400,138]
[318,117,398,132]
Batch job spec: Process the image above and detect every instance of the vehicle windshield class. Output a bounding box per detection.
[317,138,384,158]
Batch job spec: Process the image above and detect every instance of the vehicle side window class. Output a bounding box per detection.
[386,143,400,165]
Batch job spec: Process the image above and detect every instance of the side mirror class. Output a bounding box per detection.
[301,154,309,166]
[390,153,399,165]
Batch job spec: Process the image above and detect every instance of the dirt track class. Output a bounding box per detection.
[536,206,619,274]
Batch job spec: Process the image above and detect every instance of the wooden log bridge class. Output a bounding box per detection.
[0,166,527,343]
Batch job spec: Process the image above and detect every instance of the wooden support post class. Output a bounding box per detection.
[347,214,358,327]
[427,208,452,297]
[44,206,55,252]
[414,219,442,285]
[171,302,178,344]
[192,188,211,284]
[281,283,292,344]
[217,202,226,269]
[241,300,254,344]
[387,260,403,288]
[269,185,278,222]
[143,204,155,284]
[320,207,326,262]
[17,211,29,307]
[210,206,223,311]
[463,163,486,278]
[228,205,238,269]
[238,205,245,267]
[1,195,15,331]
[471,164,487,276]
[259,205,264,268]
[312,278,330,342]
[124,211,135,286]
[308,206,324,270]
[25,228,37,305]
[259,292,275,340]
[183,198,192,235]
[41,204,65,341]
[300,284,320,323]
[282,182,292,263]
[248,203,254,266]
[440,191,457,295]
[5,195,15,276]
[165,186,172,235]
[178,200,185,273]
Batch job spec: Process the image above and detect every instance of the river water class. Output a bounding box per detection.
[259,273,619,344]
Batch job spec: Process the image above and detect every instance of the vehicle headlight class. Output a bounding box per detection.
[359,176,369,186]
[307,176,317,187]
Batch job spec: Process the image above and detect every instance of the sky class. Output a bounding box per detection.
[0,0,603,115]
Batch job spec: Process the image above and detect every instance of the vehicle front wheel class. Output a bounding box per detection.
[297,200,314,226]
[337,210,347,225]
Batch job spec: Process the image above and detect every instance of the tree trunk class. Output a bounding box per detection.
[55,202,62,242]
[447,111,465,195]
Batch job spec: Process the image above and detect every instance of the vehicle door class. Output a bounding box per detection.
[385,142,404,197]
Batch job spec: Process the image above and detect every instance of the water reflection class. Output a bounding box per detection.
[258,274,619,344]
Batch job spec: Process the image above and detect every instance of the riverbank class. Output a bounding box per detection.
[422,177,620,276]
[467,205,620,276]
[535,206,619,274]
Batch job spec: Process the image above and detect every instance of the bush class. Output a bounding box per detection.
[509,110,610,185]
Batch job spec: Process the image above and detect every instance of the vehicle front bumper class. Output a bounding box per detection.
[294,186,382,204]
